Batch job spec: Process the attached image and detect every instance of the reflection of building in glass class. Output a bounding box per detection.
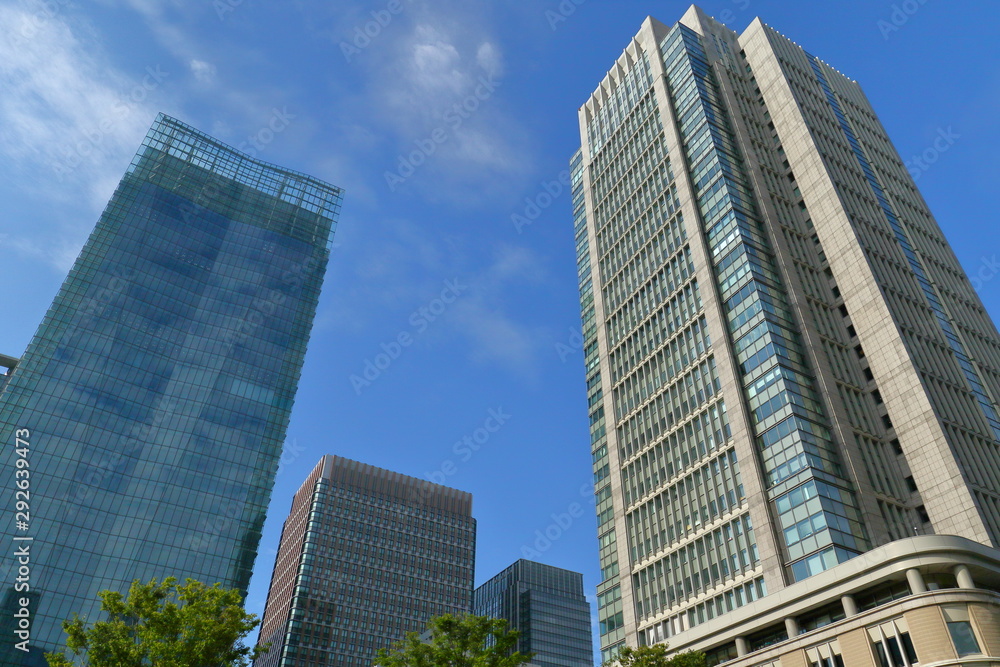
[473,560,593,667]
[0,114,342,665]
[573,5,1000,665]
[255,455,476,667]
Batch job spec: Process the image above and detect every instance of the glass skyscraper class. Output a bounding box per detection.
[0,114,342,665]
[473,560,593,667]
[0,356,17,395]
[255,455,476,667]
[574,5,1000,665]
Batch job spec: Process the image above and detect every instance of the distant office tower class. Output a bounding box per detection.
[573,5,1000,665]
[0,114,342,665]
[256,455,476,667]
[473,560,593,667]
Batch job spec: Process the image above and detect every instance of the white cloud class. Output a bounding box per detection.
[475,41,503,77]
[448,244,550,378]
[189,59,217,83]
[353,3,531,194]
[450,299,543,377]
[282,1,532,203]
[6,236,86,275]
[372,22,473,136]
[108,0,201,64]
[487,244,548,284]
[451,127,516,171]
[0,4,156,179]
[105,0,326,164]
[211,119,234,138]
[317,221,548,380]
[120,0,172,13]
[0,0,167,270]
[410,25,465,95]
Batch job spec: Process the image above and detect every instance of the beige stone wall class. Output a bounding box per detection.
[906,606,958,663]
[971,602,1000,656]
[838,628,876,667]
[776,648,807,667]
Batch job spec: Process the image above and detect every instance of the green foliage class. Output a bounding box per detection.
[610,644,707,667]
[45,577,266,667]
[375,613,533,667]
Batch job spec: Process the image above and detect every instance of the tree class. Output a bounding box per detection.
[610,644,707,667]
[375,613,533,667]
[45,577,267,667]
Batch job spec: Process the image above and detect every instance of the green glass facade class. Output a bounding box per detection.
[0,114,342,665]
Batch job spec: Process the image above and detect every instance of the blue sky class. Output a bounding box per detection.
[1,0,999,651]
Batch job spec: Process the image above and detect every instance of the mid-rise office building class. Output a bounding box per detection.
[0,114,342,665]
[473,560,593,667]
[572,6,1000,665]
[255,455,476,667]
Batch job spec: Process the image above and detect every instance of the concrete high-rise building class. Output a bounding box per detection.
[573,6,1000,666]
[0,114,342,665]
[473,560,593,667]
[255,455,476,667]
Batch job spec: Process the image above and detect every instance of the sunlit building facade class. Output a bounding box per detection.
[573,6,1000,665]
[0,114,342,665]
